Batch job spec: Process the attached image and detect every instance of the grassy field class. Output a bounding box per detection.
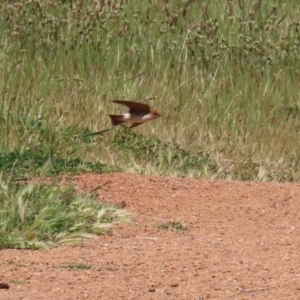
[1,0,300,181]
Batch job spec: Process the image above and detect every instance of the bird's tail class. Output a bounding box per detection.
[109,115,125,126]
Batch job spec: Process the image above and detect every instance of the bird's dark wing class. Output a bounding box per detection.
[112,100,151,113]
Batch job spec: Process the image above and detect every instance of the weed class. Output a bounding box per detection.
[158,222,189,233]
[56,263,93,270]
[10,280,27,285]
[56,262,118,271]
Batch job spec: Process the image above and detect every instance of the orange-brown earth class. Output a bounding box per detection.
[1,173,300,300]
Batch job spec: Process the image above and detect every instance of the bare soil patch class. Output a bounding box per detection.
[1,173,300,299]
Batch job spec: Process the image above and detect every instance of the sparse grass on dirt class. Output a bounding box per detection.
[1,1,300,180]
[0,174,131,249]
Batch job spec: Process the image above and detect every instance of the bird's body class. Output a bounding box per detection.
[109,100,160,128]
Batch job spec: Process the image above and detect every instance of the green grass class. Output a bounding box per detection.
[108,126,217,176]
[1,0,300,181]
[0,175,131,249]
[0,147,120,180]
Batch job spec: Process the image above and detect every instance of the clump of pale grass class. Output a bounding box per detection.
[0,174,131,249]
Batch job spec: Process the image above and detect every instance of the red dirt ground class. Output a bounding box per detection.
[1,173,300,300]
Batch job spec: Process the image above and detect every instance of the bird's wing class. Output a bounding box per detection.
[112,100,151,113]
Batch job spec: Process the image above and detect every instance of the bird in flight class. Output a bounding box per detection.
[109,100,161,128]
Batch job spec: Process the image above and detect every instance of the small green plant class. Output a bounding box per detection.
[158,222,189,233]
[57,263,93,270]
[0,175,131,249]
[56,262,118,271]
[10,280,27,285]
